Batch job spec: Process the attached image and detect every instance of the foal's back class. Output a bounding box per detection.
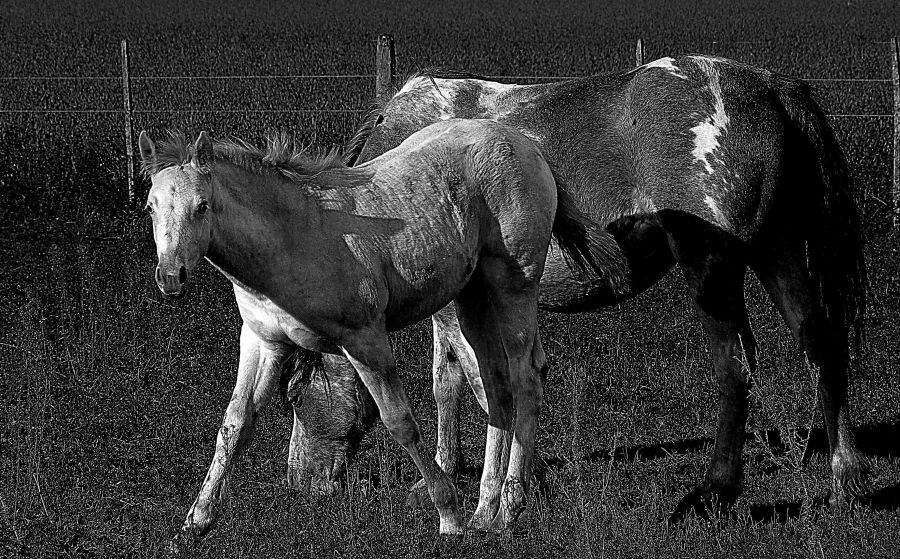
[346,118,557,330]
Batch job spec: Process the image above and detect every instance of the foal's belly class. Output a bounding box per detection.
[382,248,478,332]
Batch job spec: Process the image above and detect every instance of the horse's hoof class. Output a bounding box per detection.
[439,513,464,536]
[831,452,871,505]
[668,484,739,525]
[467,508,498,533]
[487,508,514,533]
[405,479,432,510]
[286,463,305,490]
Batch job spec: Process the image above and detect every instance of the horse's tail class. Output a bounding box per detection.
[549,168,631,293]
[772,75,867,347]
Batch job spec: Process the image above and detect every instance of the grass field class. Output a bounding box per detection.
[2,1,900,557]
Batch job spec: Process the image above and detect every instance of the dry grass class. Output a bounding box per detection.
[1,230,899,558]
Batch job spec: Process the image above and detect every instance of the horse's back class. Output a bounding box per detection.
[499,56,796,239]
[380,58,804,241]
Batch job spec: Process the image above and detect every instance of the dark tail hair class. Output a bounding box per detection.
[772,75,867,347]
[549,168,630,294]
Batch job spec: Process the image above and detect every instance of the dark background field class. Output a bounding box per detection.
[2,1,899,557]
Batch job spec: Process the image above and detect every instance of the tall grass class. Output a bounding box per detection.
[1,234,899,557]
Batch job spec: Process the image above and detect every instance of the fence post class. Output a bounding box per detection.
[121,39,135,205]
[892,36,899,232]
[375,34,395,98]
[635,38,644,66]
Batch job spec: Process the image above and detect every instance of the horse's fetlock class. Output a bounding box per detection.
[501,477,528,513]
[431,482,458,510]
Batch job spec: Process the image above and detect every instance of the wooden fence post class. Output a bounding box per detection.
[635,38,644,66]
[121,39,135,205]
[891,37,899,232]
[375,34,395,98]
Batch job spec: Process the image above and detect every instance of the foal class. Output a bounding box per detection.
[140,120,617,534]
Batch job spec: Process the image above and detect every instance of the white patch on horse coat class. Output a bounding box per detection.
[688,57,735,228]
[689,59,730,176]
[477,81,519,111]
[704,195,731,228]
[429,80,458,120]
[640,57,688,80]
[477,81,545,143]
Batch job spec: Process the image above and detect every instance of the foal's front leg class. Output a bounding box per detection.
[342,326,463,534]
[183,324,289,535]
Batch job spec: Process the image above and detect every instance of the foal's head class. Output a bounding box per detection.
[139,131,214,298]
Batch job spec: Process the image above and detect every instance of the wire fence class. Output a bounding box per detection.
[1,35,898,223]
[0,66,895,117]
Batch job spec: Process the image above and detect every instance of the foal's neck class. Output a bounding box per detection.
[205,164,323,296]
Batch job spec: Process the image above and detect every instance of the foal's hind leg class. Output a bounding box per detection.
[661,214,758,522]
[455,265,545,531]
[752,239,869,504]
[341,325,463,534]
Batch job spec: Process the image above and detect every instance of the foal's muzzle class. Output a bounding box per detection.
[156,264,189,298]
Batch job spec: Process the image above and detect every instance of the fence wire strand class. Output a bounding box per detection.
[0,62,895,119]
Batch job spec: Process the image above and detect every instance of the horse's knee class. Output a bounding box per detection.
[513,367,543,410]
[384,412,421,447]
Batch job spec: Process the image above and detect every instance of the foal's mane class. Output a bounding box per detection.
[342,67,496,166]
[142,131,368,188]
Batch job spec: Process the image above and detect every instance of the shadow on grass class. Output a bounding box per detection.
[864,484,900,511]
[533,421,900,523]
[539,421,900,471]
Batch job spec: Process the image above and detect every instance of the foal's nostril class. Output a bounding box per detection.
[178,266,187,284]
[155,266,163,284]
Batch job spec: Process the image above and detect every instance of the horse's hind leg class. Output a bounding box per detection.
[408,305,487,509]
[660,213,757,522]
[752,238,869,504]
[340,326,462,534]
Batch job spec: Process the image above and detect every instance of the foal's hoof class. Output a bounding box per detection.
[182,503,216,538]
[406,479,432,510]
[668,484,739,525]
[167,527,203,558]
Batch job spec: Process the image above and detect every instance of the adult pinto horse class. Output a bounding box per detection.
[139,120,618,535]
[285,55,870,520]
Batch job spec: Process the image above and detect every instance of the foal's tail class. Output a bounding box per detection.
[549,168,630,293]
[772,75,867,346]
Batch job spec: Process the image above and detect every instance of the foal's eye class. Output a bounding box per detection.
[144,204,154,215]
[197,200,209,215]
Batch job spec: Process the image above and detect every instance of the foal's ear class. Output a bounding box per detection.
[138,131,156,165]
[192,131,213,169]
